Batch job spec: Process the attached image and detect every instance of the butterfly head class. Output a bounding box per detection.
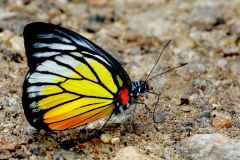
[117,80,149,113]
[130,80,149,98]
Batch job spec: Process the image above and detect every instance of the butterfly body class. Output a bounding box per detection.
[130,81,149,98]
[22,22,149,131]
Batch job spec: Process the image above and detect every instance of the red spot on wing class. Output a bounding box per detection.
[118,87,129,105]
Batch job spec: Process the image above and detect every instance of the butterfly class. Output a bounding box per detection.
[22,22,184,131]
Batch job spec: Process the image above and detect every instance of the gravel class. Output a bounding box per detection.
[0,0,240,159]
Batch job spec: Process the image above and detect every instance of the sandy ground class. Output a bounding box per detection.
[0,0,240,159]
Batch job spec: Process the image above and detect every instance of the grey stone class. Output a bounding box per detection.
[153,111,168,123]
[53,150,93,160]
[177,133,240,160]
[231,21,240,35]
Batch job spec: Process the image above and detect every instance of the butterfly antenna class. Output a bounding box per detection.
[148,62,188,81]
[144,40,172,83]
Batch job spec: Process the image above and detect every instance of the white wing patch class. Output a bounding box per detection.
[33,42,76,50]
[27,85,63,98]
[70,52,84,58]
[30,102,38,109]
[82,51,110,66]
[33,51,61,58]
[37,33,72,43]
[28,72,65,83]
[55,55,81,67]
[70,51,111,66]
[36,60,81,78]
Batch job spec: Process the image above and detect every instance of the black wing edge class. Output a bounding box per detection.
[22,78,50,131]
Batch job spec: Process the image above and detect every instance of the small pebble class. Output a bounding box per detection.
[53,149,92,160]
[217,58,227,69]
[230,21,240,35]
[0,30,13,43]
[189,94,198,104]
[212,111,232,129]
[153,112,167,123]
[111,137,120,144]
[113,146,150,160]
[200,111,211,119]
[9,35,24,54]
[30,148,40,156]
[186,6,222,29]
[100,133,112,143]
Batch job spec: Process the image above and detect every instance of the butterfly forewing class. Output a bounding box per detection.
[23,22,131,130]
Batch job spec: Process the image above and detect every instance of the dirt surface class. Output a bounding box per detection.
[0,0,240,159]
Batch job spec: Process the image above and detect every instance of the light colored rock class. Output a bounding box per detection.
[113,146,151,160]
[185,6,222,29]
[153,111,167,123]
[114,0,125,18]
[53,149,93,160]
[144,143,165,158]
[64,3,87,17]
[111,137,120,144]
[0,30,13,43]
[230,20,240,35]
[100,133,112,143]
[9,35,24,54]
[175,35,197,51]
[177,133,240,160]
[56,0,68,5]
[217,59,227,69]
[0,8,17,20]
[230,60,240,84]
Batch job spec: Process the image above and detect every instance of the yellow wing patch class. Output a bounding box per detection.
[39,93,79,110]
[74,63,97,82]
[87,58,118,93]
[61,79,113,98]
[117,75,123,87]
[41,85,63,95]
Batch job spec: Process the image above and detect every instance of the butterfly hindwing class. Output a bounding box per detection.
[22,22,130,130]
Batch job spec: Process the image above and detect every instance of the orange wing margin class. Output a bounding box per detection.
[47,104,114,130]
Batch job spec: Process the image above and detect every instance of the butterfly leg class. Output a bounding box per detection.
[133,101,152,116]
[133,91,162,123]
[152,92,162,123]
[129,103,138,132]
